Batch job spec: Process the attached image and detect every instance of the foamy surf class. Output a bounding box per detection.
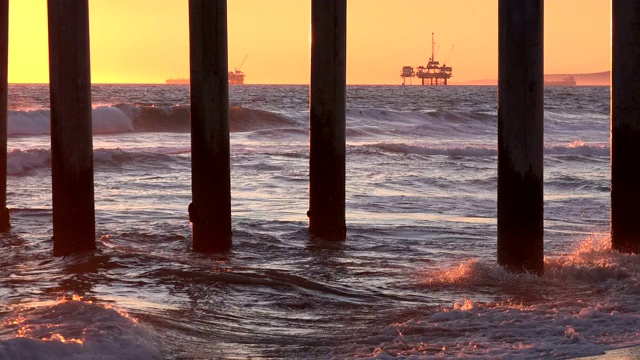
[346,236,640,359]
[0,296,160,360]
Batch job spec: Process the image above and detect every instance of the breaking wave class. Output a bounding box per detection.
[341,235,640,359]
[362,142,609,157]
[0,296,160,360]
[7,105,298,136]
[6,148,190,176]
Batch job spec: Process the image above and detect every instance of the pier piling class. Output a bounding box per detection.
[189,0,232,251]
[0,0,9,231]
[47,0,95,255]
[611,0,640,253]
[308,0,347,241]
[497,0,544,274]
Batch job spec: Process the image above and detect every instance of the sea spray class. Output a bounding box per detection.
[0,296,161,360]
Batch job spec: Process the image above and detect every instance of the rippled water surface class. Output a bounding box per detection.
[1,85,634,360]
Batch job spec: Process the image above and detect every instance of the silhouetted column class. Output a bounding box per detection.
[189,0,231,251]
[308,0,346,241]
[611,1,640,253]
[48,0,95,255]
[497,0,544,274]
[0,0,9,231]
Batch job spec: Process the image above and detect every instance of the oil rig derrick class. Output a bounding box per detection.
[400,33,453,86]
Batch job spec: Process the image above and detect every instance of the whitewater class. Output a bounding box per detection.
[0,84,633,359]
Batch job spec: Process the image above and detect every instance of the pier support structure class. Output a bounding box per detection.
[48,0,95,255]
[0,0,9,231]
[611,0,640,253]
[497,0,544,274]
[308,0,347,241]
[188,0,232,251]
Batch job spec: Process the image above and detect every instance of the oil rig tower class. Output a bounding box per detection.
[400,33,453,85]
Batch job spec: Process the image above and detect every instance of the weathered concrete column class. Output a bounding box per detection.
[308,0,347,241]
[188,0,231,251]
[0,0,9,231]
[611,1,640,253]
[497,0,544,274]
[48,0,95,255]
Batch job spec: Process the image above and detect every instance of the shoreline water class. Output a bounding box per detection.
[3,84,637,359]
[576,346,640,359]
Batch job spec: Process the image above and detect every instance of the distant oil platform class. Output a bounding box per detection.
[166,55,248,85]
[228,55,248,85]
[401,33,453,86]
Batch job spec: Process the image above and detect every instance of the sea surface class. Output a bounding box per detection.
[0,84,634,359]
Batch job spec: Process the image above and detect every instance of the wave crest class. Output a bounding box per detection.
[7,104,297,136]
[0,296,160,359]
[364,142,609,157]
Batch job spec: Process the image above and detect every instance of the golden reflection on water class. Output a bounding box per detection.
[40,333,84,344]
[349,210,495,224]
[4,294,138,345]
[426,259,479,285]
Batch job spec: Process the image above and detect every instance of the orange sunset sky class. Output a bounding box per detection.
[8,0,609,85]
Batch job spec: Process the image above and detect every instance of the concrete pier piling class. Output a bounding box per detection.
[188,0,232,251]
[611,0,640,253]
[47,0,95,255]
[497,0,544,274]
[0,0,9,231]
[308,0,347,241]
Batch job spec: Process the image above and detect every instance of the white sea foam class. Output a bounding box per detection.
[358,298,625,359]
[352,236,640,359]
[8,110,50,136]
[7,149,50,175]
[0,297,161,360]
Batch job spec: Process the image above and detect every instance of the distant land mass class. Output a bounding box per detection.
[464,71,610,86]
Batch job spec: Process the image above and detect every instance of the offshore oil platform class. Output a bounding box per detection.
[166,55,248,85]
[228,55,248,85]
[401,33,453,85]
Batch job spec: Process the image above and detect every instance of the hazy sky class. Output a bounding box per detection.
[8,0,609,84]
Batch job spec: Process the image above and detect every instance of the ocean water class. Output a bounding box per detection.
[0,84,633,359]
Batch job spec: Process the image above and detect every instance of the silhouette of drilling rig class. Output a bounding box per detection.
[401,33,454,85]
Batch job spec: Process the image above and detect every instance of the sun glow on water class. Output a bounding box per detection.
[39,333,84,345]
[568,139,585,148]
[3,295,139,345]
